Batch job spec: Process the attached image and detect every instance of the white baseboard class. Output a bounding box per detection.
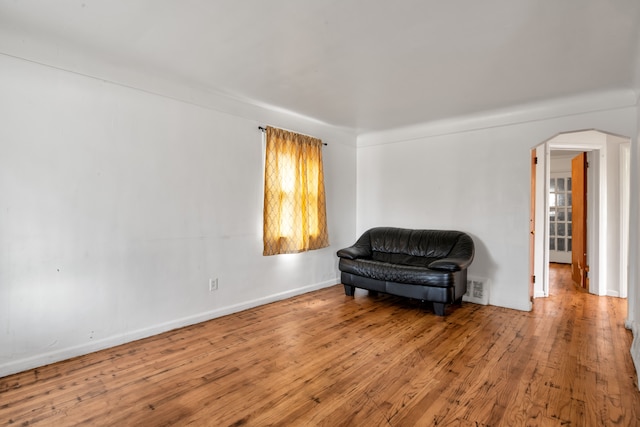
[0,278,339,378]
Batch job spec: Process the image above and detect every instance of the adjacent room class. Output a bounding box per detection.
[1,1,640,425]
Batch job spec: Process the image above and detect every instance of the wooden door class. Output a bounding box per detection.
[571,153,588,289]
[529,149,536,301]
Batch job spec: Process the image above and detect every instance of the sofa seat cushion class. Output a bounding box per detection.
[338,258,454,287]
[370,251,438,267]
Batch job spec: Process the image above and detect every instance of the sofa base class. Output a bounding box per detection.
[341,270,467,316]
[343,284,455,316]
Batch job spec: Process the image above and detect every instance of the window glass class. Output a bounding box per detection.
[557,223,565,237]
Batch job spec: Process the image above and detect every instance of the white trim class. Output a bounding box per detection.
[533,144,548,298]
[534,290,547,298]
[358,90,636,147]
[620,143,631,298]
[0,52,356,147]
[589,150,605,296]
[0,278,340,378]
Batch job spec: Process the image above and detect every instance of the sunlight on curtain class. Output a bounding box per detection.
[263,126,329,255]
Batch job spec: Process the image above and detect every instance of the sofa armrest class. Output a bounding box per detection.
[337,229,373,260]
[337,245,371,260]
[429,233,474,271]
[428,258,470,272]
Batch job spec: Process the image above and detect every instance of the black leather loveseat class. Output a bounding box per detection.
[337,227,475,315]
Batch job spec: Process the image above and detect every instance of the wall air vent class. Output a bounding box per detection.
[463,277,490,305]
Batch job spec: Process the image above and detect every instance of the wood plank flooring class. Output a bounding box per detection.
[1,263,639,426]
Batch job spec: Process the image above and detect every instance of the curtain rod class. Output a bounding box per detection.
[259,126,327,146]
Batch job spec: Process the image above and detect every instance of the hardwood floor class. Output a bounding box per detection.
[1,263,639,426]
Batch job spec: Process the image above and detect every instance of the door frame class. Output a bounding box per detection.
[620,142,630,298]
[529,149,536,302]
[532,129,629,298]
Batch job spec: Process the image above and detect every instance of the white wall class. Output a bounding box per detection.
[0,54,357,377]
[630,98,640,389]
[605,135,623,296]
[629,21,640,387]
[356,91,637,312]
[550,151,581,172]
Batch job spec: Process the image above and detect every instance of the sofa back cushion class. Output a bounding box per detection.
[368,227,466,264]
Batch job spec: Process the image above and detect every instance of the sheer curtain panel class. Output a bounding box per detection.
[263,126,329,255]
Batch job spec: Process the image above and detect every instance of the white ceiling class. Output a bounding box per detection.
[1,0,639,133]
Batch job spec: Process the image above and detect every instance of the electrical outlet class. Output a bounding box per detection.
[209,278,218,291]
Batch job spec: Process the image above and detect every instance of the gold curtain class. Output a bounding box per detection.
[263,126,329,255]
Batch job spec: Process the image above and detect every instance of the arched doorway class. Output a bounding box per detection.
[531,129,631,298]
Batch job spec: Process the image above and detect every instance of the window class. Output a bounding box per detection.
[549,175,572,261]
[263,126,329,255]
